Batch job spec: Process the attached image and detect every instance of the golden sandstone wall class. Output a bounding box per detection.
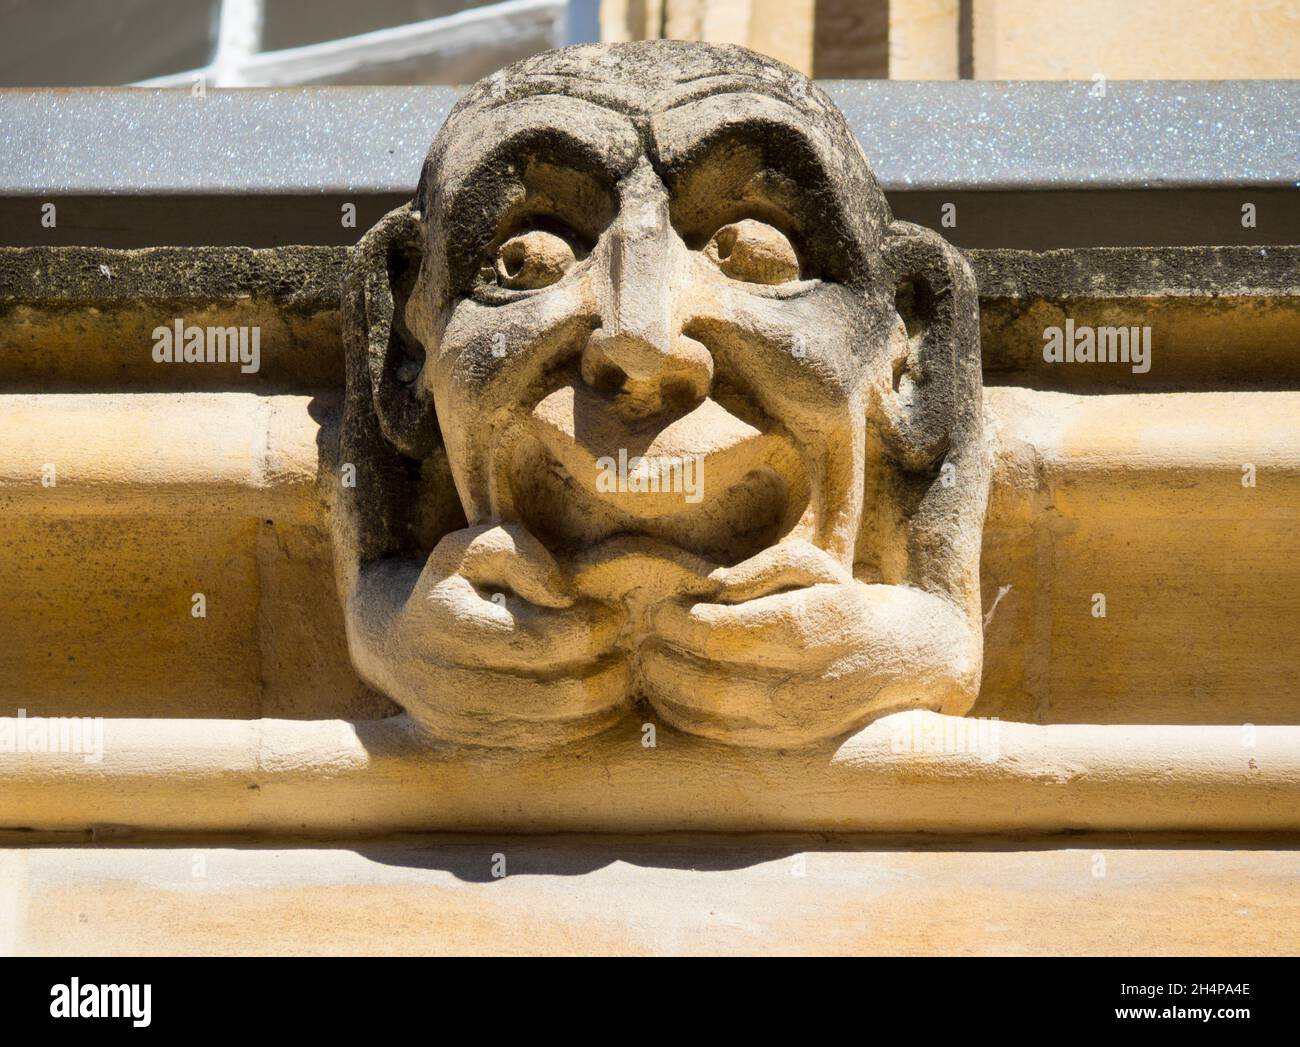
[4,244,1298,732]
[1,26,1298,958]
[603,0,1300,79]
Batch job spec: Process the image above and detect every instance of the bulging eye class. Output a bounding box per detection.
[704,219,801,285]
[492,229,577,290]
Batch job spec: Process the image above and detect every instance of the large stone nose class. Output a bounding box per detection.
[581,176,712,413]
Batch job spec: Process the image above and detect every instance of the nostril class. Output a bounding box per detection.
[580,337,627,395]
[661,376,699,410]
[667,335,715,405]
[500,240,525,279]
[591,360,626,395]
[714,226,737,261]
[581,330,713,410]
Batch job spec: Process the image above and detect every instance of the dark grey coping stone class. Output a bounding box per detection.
[1,82,1296,194]
[0,83,1297,249]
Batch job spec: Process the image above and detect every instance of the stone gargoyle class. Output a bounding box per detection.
[330,40,989,749]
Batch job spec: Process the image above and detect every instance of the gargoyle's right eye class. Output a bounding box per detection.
[704,218,801,285]
[493,229,577,290]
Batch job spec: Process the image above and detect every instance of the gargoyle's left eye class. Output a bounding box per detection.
[493,229,577,290]
[704,219,801,285]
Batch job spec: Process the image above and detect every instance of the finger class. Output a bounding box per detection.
[652,582,867,670]
[423,523,574,609]
[709,539,851,604]
[414,574,624,670]
[640,640,862,747]
[641,635,961,748]
[406,653,632,749]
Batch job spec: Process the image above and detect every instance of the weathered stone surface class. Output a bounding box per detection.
[0,245,346,391]
[1,49,1297,961]
[4,713,1299,834]
[2,242,1297,724]
[5,835,1297,956]
[6,243,1297,391]
[332,41,989,749]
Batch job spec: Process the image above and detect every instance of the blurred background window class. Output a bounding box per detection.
[0,0,220,86]
[0,0,1295,86]
[0,0,600,86]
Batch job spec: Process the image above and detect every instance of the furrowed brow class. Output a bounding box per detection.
[432,96,641,222]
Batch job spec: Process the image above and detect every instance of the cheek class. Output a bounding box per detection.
[430,284,595,408]
[696,286,881,418]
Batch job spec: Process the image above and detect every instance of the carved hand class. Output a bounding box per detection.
[641,541,977,747]
[358,523,631,747]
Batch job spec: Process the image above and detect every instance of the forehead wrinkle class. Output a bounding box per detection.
[446,39,848,123]
[648,90,884,274]
[421,96,641,218]
[459,73,828,119]
[649,92,848,175]
[430,88,854,219]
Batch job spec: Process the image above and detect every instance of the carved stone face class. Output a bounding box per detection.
[334,42,989,749]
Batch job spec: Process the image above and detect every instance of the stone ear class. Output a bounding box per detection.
[879,221,980,472]
[345,203,437,459]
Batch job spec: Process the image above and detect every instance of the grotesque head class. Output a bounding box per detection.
[333,41,989,749]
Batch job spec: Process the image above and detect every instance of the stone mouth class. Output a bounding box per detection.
[504,383,810,565]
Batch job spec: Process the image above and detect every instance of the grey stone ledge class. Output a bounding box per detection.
[4,244,1298,396]
[0,81,1296,196]
[4,244,1297,306]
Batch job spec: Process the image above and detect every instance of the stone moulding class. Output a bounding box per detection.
[5,243,1297,393]
[1,44,1298,837]
[1,713,1298,834]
